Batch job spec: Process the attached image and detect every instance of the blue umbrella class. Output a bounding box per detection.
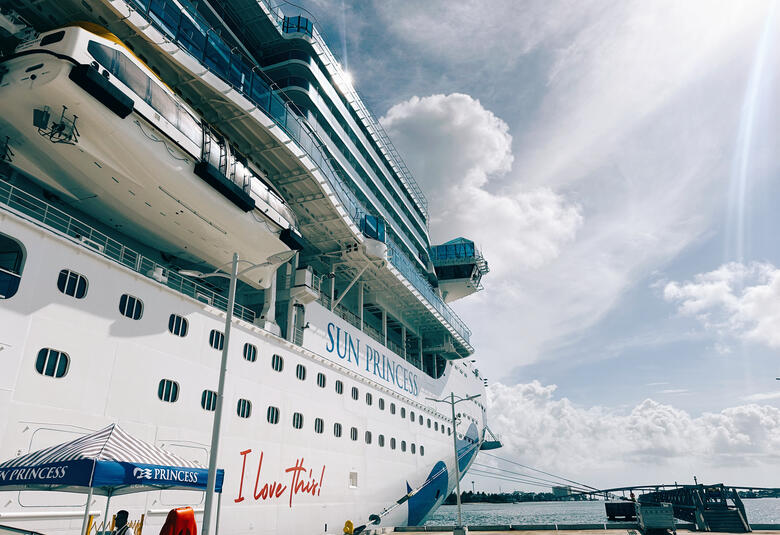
[0,424,224,534]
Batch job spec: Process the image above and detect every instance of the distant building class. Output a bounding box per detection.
[552,486,572,498]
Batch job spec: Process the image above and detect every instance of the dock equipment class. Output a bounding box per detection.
[637,502,676,535]
[605,501,637,521]
[639,484,750,533]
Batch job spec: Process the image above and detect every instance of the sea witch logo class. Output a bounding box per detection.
[133,467,153,480]
[325,322,420,395]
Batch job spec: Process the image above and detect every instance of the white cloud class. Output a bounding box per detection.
[743,392,780,402]
[663,262,780,349]
[381,93,582,276]
[487,381,780,487]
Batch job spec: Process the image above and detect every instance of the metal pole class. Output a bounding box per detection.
[451,392,463,529]
[81,487,94,535]
[202,252,239,535]
[102,491,113,533]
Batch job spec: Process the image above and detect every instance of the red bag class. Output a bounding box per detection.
[158,507,197,535]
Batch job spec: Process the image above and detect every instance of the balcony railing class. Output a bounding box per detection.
[0,178,255,322]
[118,0,470,344]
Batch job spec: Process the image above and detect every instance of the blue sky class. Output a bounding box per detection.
[290,0,780,487]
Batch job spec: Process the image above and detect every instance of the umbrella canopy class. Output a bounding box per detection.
[0,424,223,496]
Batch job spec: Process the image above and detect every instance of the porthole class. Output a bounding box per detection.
[243,343,257,362]
[295,364,306,381]
[168,314,188,337]
[427,418,431,428]
[317,372,326,388]
[314,417,324,434]
[400,407,406,418]
[365,431,372,444]
[401,440,407,452]
[201,389,217,411]
[410,410,415,422]
[350,427,358,441]
[378,398,385,410]
[420,445,425,456]
[365,392,373,406]
[335,380,343,394]
[292,412,304,429]
[0,233,24,299]
[209,329,224,350]
[57,269,88,299]
[157,379,179,402]
[390,438,396,450]
[271,354,284,372]
[351,386,359,400]
[411,443,416,454]
[334,423,342,437]
[267,405,280,424]
[378,435,385,447]
[119,293,143,320]
[35,348,69,378]
[237,398,252,418]
[419,415,423,425]
[390,403,396,415]
[448,427,451,436]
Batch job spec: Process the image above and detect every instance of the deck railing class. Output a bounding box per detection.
[0,178,255,323]
[101,0,470,344]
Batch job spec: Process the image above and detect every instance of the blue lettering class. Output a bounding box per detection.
[372,348,382,377]
[403,368,409,392]
[386,356,395,385]
[395,364,404,388]
[326,323,335,353]
[349,336,360,366]
[412,374,419,396]
[336,327,348,360]
[365,346,374,372]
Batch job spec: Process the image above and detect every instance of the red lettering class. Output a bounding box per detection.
[253,452,264,500]
[318,466,325,496]
[285,458,306,508]
[234,449,252,503]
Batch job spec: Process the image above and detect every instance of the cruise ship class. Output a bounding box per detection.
[0,0,496,533]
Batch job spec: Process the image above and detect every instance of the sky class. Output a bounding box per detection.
[287,0,780,490]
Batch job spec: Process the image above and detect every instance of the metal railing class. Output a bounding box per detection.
[120,0,470,344]
[0,179,255,322]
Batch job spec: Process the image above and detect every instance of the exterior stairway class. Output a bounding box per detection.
[702,509,751,533]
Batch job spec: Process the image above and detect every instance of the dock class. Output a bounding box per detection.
[394,529,780,535]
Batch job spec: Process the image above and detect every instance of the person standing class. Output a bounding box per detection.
[113,510,132,535]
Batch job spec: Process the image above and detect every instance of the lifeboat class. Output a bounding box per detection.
[0,24,302,288]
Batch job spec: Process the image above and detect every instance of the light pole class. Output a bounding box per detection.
[179,250,295,535]
[427,392,481,535]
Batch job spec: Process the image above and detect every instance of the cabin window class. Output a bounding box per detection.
[295,364,306,381]
[419,415,424,425]
[420,445,425,456]
[378,435,385,447]
[201,389,217,411]
[390,438,396,450]
[364,431,372,445]
[335,380,343,394]
[316,372,326,388]
[57,269,88,299]
[237,399,252,418]
[378,398,385,410]
[410,410,415,422]
[267,406,280,424]
[411,443,416,454]
[271,354,284,372]
[243,343,257,362]
[35,348,69,378]
[209,329,224,350]
[119,293,143,320]
[314,418,324,434]
[365,393,373,406]
[390,403,396,415]
[427,418,431,428]
[351,386,359,400]
[350,427,358,441]
[400,407,406,418]
[435,422,439,431]
[0,234,24,299]
[292,412,304,429]
[333,423,342,438]
[401,440,407,452]
[168,314,188,337]
[157,379,179,402]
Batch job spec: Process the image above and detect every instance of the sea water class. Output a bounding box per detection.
[424,498,780,526]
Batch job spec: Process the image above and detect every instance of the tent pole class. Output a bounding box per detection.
[81,487,94,535]
[102,490,113,533]
[215,492,222,535]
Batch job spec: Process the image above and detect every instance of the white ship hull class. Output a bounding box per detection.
[0,201,485,534]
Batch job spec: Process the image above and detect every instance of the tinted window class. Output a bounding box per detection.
[201,389,217,411]
[57,269,88,299]
[237,399,252,418]
[35,348,69,378]
[119,294,143,319]
[267,406,280,424]
[296,364,306,381]
[0,234,23,299]
[209,329,224,350]
[271,354,284,372]
[316,373,326,388]
[157,379,178,402]
[243,343,257,362]
[168,314,188,337]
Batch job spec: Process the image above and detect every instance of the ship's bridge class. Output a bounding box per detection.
[429,238,489,303]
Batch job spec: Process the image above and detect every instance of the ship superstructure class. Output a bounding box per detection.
[0,1,493,533]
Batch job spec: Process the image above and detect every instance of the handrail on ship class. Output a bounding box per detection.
[121,0,471,344]
[0,177,255,323]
